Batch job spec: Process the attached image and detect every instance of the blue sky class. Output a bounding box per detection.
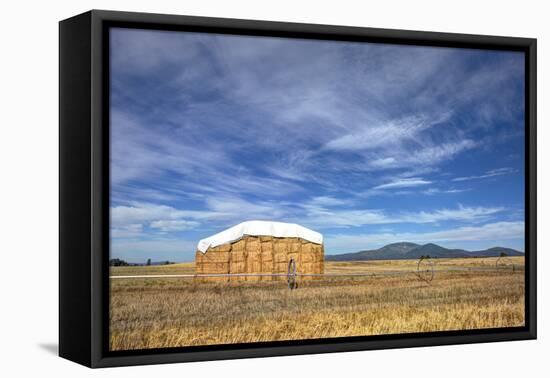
[109,28,525,263]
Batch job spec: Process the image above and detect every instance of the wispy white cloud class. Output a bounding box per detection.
[325,221,524,253]
[422,187,470,195]
[398,205,504,224]
[111,109,306,201]
[204,196,287,220]
[111,202,192,227]
[111,224,143,238]
[300,208,389,228]
[111,196,290,236]
[452,167,517,182]
[369,139,477,170]
[110,110,231,187]
[324,115,430,151]
[150,220,200,232]
[307,196,350,207]
[373,177,432,190]
[112,199,505,237]
[299,202,504,229]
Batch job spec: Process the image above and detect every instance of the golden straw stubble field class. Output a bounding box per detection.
[109,257,525,351]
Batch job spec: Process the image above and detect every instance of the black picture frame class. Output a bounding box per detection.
[59,9,537,368]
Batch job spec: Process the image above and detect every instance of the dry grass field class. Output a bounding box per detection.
[110,257,525,351]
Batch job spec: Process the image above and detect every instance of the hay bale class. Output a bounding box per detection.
[203,251,230,263]
[232,238,246,252]
[245,236,260,252]
[195,234,324,282]
[290,240,301,253]
[300,252,314,263]
[246,250,262,281]
[274,239,290,253]
[260,248,273,261]
[230,250,247,263]
[195,251,204,274]
[273,252,288,263]
[216,243,232,252]
[261,241,273,253]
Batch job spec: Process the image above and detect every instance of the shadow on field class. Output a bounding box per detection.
[38,343,58,355]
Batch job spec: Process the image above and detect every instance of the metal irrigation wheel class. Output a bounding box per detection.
[287,258,297,290]
[416,256,434,283]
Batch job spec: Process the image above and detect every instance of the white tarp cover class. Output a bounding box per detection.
[197,220,323,253]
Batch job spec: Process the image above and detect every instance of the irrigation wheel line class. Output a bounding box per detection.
[109,268,520,280]
[109,271,421,279]
[109,258,522,289]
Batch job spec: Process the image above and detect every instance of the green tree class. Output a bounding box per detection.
[109,258,129,266]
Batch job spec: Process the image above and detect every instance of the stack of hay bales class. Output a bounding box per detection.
[195,221,324,282]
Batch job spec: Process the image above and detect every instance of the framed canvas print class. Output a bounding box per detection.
[59,10,537,368]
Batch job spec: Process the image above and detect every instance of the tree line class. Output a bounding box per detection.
[109,258,176,266]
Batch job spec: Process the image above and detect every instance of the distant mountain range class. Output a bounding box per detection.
[325,242,524,261]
